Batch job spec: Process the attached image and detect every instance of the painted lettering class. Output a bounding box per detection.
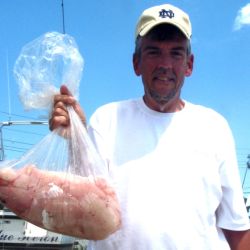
[0,230,14,241]
[1,230,59,243]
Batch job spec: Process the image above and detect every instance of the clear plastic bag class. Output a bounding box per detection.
[0,32,121,240]
[13,31,83,110]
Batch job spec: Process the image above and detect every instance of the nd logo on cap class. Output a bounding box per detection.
[159,9,175,19]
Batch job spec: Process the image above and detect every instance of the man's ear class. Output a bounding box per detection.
[185,54,194,77]
[133,53,141,76]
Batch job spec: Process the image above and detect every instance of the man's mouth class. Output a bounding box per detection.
[157,76,167,80]
[154,76,174,83]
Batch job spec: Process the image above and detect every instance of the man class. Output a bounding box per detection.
[50,4,250,250]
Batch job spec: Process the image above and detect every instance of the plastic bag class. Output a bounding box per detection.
[0,32,121,240]
[13,31,83,110]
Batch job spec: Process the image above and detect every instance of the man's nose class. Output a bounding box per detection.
[157,54,173,69]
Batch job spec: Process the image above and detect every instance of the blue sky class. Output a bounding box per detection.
[0,0,249,194]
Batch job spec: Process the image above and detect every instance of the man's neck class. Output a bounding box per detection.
[143,95,185,113]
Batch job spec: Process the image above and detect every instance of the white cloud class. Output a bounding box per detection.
[233,3,250,30]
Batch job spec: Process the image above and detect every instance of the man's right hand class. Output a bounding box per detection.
[49,85,86,131]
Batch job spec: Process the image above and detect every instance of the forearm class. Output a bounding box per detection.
[222,228,250,250]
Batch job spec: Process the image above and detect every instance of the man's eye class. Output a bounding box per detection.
[147,50,159,56]
[171,51,184,58]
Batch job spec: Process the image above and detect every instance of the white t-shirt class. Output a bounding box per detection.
[87,98,250,250]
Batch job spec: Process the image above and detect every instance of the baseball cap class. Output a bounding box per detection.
[135,4,192,40]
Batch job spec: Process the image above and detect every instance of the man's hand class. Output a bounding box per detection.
[49,85,86,131]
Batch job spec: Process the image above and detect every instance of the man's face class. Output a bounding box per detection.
[133,36,194,112]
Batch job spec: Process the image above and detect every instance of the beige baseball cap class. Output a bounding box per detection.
[135,4,192,40]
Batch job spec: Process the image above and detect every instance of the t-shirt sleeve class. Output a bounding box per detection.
[87,106,113,175]
[216,119,250,230]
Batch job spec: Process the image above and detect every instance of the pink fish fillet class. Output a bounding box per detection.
[0,165,121,240]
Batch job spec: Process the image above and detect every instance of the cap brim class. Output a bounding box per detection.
[138,21,190,39]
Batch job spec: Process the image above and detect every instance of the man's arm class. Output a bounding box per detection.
[222,229,250,250]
